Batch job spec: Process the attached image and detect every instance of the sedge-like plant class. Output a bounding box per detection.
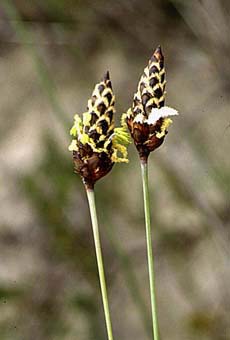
[124,46,178,340]
[69,71,129,340]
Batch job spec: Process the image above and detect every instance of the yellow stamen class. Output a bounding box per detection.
[70,114,83,137]
[80,133,90,145]
[156,118,172,138]
[111,143,129,163]
[83,111,92,127]
[68,139,78,151]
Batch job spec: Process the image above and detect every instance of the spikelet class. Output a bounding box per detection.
[69,72,130,188]
[125,46,178,161]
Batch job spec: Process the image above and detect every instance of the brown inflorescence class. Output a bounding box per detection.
[69,72,129,189]
[125,46,178,162]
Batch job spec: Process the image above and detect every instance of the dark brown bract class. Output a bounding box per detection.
[73,148,114,189]
[126,117,166,161]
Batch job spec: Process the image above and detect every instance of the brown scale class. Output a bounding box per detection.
[138,46,165,113]
[87,73,115,144]
[126,46,167,161]
[73,150,114,189]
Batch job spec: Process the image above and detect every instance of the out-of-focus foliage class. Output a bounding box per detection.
[0,0,229,339]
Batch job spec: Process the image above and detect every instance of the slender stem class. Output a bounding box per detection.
[86,188,114,340]
[141,160,160,340]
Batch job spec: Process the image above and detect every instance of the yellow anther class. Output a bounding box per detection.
[68,139,78,151]
[156,118,172,138]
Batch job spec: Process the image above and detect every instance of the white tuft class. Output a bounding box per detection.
[147,106,178,125]
[133,113,145,123]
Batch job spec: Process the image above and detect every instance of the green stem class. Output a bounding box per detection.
[86,188,114,340]
[141,160,160,340]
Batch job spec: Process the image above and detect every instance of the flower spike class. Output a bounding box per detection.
[125,46,178,162]
[69,72,130,189]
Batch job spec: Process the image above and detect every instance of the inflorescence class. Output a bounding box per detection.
[124,46,178,161]
[69,71,130,188]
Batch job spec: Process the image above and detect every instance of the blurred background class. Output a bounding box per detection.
[0,0,229,339]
